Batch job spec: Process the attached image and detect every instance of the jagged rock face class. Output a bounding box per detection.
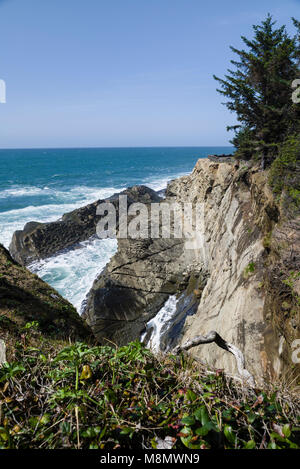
[82,184,205,345]
[262,216,300,378]
[168,160,267,378]
[167,159,299,382]
[83,159,299,382]
[9,186,161,266]
[82,236,194,345]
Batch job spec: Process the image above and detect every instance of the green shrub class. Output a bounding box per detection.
[269,136,300,210]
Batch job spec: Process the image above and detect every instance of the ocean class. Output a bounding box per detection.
[0,146,233,311]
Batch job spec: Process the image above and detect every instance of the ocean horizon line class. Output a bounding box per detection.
[0,144,234,152]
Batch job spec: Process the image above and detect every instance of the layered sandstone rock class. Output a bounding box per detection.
[82,235,205,345]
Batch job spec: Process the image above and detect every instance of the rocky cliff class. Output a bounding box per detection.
[8,158,300,383]
[82,158,299,383]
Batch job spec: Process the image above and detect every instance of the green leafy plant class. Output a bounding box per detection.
[0,340,299,449]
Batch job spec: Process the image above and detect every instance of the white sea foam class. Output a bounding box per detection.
[145,171,189,191]
[141,295,179,352]
[29,238,118,313]
[0,186,45,198]
[0,185,123,248]
[0,185,121,202]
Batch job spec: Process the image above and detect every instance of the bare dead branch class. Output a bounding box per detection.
[172,331,255,387]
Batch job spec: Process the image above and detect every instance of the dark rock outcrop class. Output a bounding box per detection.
[9,185,161,265]
[81,182,206,345]
[207,154,234,163]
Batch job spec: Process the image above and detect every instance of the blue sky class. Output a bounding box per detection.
[0,0,300,148]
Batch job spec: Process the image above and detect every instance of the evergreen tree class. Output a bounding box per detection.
[214,14,300,167]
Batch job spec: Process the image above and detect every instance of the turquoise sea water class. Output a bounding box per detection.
[0,146,233,310]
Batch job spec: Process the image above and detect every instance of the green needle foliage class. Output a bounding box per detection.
[0,340,299,449]
[214,14,300,167]
[269,134,300,213]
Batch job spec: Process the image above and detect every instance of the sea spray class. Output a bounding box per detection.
[29,237,117,312]
[141,293,199,353]
[141,295,179,352]
[0,186,122,248]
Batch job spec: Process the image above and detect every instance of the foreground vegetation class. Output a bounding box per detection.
[0,334,299,450]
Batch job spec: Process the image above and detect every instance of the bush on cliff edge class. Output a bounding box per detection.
[269,135,300,213]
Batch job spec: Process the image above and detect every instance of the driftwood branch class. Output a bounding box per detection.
[172,331,255,387]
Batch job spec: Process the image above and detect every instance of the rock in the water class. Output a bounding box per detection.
[9,185,161,265]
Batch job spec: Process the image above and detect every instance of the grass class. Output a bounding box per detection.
[0,339,299,450]
[243,262,256,279]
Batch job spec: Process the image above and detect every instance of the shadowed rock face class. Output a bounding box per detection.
[81,184,206,345]
[9,185,161,266]
[0,244,92,343]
